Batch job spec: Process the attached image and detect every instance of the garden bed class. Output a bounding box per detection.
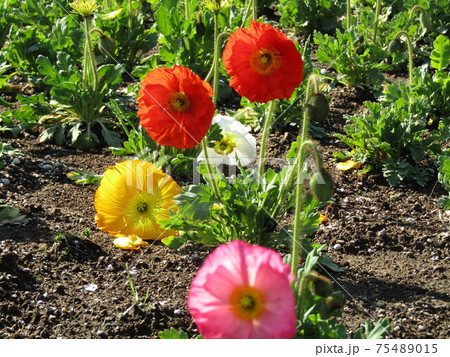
[1,0,449,340]
[0,84,448,338]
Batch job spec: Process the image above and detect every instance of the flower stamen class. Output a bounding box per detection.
[213,134,237,155]
[229,286,264,320]
[168,92,191,113]
[136,202,148,213]
[250,48,282,75]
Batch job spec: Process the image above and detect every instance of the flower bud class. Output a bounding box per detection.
[98,33,116,56]
[306,93,329,122]
[419,11,433,33]
[203,0,230,13]
[325,291,345,312]
[309,170,334,202]
[388,38,406,53]
[310,273,333,297]
[195,12,205,36]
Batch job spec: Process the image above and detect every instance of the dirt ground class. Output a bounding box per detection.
[0,79,449,339]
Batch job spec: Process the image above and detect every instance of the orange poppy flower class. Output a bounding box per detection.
[138,66,215,149]
[223,20,304,103]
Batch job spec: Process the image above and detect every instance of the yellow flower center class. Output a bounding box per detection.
[213,134,236,155]
[229,286,265,320]
[250,48,282,75]
[124,192,160,229]
[168,92,191,113]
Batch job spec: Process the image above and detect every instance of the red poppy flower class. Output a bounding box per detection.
[138,65,215,149]
[223,20,304,103]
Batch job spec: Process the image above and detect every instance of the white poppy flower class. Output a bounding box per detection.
[198,114,256,166]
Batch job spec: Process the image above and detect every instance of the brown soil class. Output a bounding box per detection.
[0,84,449,339]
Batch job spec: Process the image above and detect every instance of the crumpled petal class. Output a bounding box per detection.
[113,235,149,250]
[336,160,362,171]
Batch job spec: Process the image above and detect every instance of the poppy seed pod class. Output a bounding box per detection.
[306,93,329,122]
[309,170,334,202]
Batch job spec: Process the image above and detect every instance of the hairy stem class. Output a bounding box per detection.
[82,16,98,94]
[346,0,351,30]
[290,75,316,274]
[258,100,277,177]
[212,11,220,108]
[394,31,414,86]
[252,0,257,20]
[373,0,381,44]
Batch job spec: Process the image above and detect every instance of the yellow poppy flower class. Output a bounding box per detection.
[94,160,182,240]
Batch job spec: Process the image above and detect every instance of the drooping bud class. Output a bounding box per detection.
[305,93,329,122]
[388,38,406,53]
[195,12,205,37]
[309,170,334,202]
[98,33,116,56]
[325,291,345,312]
[419,11,433,33]
[310,272,333,297]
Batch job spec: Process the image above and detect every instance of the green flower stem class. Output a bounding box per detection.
[201,137,221,199]
[184,0,190,21]
[296,272,309,321]
[373,0,381,45]
[301,140,323,171]
[406,5,427,29]
[346,0,351,30]
[212,11,220,108]
[290,75,316,275]
[258,100,277,177]
[394,31,414,86]
[127,0,133,31]
[241,0,252,27]
[252,0,257,20]
[271,75,320,217]
[82,15,98,94]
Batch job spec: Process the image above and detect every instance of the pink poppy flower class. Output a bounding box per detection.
[187,240,297,339]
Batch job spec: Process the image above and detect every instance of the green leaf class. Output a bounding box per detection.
[0,142,23,157]
[175,184,219,222]
[67,170,103,185]
[154,6,171,37]
[354,318,392,339]
[99,122,123,148]
[430,35,450,71]
[161,235,187,250]
[382,159,411,186]
[36,55,57,77]
[0,204,28,226]
[158,328,189,339]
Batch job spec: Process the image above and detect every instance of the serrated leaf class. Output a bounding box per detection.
[158,328,189,339]
[0,204,28,226]
[161,235,186,250]
[67,169,103,185]
[175,184,219,222]
[430,35,450,71]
